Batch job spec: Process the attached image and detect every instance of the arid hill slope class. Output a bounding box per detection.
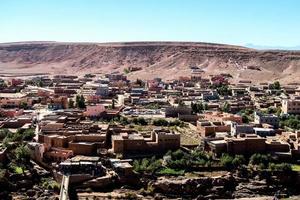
[0,41,300,83]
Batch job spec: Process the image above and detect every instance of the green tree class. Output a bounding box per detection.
[217,85,231,96]
[119,116,129,125]
[133,157,162,174]
[153,118,169,126]
[21,128,35,141]
[269,81,281,90]
[232,155,246,169]
[241,114,250,123]
[132,117,148,125]
[0,129,10,140]
[191,102,204,113]
[169,119,184,127]
[76,95,86,109]
[268,163,292,172]
[14,144,30,174]
[68,98,74,108]
[249,154,271,169]
[222,102,230,112]
[220,154,234,170]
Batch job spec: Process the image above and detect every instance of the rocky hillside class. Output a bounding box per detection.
[0,41,300,83]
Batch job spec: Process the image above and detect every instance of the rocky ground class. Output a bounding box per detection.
[1,41,300,83]
[0,161,60,200]
[76,170,300,200]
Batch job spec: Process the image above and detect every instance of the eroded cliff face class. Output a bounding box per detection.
[0,42,300,83]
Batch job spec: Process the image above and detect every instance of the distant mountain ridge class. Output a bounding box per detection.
[245,43,300,51]
[0,41,300,84]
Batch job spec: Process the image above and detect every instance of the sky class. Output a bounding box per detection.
[1,0,300,48]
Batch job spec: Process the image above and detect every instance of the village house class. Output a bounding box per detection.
[254,111,279,128]
[0,93,32,108]
[206,135,266,156]
[0,108,24,117]
[84,104,106,117]
[282,98,300,114]
[197,120,231,137]
[111,128,180,155]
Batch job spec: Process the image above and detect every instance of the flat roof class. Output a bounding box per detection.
[254,127,274,131]
[210,140,227,144]
[0,93,26,98]
[70,155,100,162]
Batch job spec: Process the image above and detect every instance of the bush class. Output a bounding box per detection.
[191,102,204,113]
[132,117,148,125]
[268,163,292,172]
[280,115,300,130]
[152,118,184,127]
[21,128,35,141]
[123,68,130,74]
[41,178,60,191]
[0,129,10,140]
[119,116,129,125]
[2,129,35,144]
[220,154,234,170]
[221,154,246,170]
[216,85,232,96]
[76,95,86,109]
[169,119,184,127]
[250,154,271,169]
[153,118,169,126]
[133,157,162,174]
[241,114,250,123]
[165,149,192,169]
[269,81,281,90]
[232,155,246,169]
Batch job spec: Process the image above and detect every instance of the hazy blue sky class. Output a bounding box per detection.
[1,0,300,47]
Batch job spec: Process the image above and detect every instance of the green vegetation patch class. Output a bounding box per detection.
[291,164,300,171]
[157,168,185,176]
[14,166,24,174]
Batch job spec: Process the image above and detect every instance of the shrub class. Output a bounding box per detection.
[119,116,129,125]
[41,178,60,191]
[250,154,271,169]
[232,155,246,169]
[123,68,130,74]
[153,118,169,126]
[165,149,192,169]
[191,102,204,113]
[169,119,184,127]
[268,163,292,172]
[0,129,10,140]
[220,154,246,170]
[133,157,162,174]
[220,154,234,170]
[132,117,148,125]
[21,128,35,141]
[216,85,232,96]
